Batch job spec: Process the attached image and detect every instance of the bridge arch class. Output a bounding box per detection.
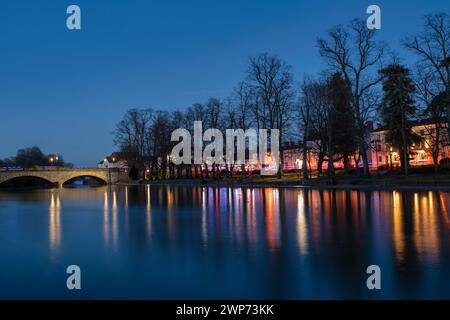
[61,174,108,186]
[0,169,116,188]
[0,175,55,187]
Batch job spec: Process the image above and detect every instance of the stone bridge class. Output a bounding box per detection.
[0,168,122,187]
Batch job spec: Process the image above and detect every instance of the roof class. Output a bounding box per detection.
[371,118,447,133]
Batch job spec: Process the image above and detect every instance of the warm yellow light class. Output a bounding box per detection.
[112,157,116,162]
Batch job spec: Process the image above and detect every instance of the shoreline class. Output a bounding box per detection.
[116,178,450,191]
[3,176,450,192]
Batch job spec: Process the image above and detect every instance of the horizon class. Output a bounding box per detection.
[1,0,447,167]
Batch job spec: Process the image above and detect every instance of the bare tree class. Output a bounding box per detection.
[246,53,295,178]
[205,97,224,177]
[114,109,153,174]
[414,65,447,174]
[169,110,186,179]
[298,78,318,179]
[317,19,386,176]
[232,81,254,131]
[307,79,336,182]
[148,111,175,179]
[184,103,206,178]
[223,82,256,176]
[404,13,450,140]
[297,77,329,175]
[205,98,222,129]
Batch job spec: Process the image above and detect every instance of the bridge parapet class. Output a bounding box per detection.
[0,168,123,186]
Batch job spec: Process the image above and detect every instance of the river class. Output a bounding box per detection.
[0,185,449,299]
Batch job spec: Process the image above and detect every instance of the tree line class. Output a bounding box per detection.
[113,13,449,181]
[0,146,70,169]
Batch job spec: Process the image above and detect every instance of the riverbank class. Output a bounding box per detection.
[117,173,450,191]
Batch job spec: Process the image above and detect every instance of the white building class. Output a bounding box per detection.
[98,153,128,169]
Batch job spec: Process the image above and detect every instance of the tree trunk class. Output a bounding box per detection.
[433,123,440,175]
[401,109,409,176]
[327,119,336,185]
[317,149,324,175]
[447,93,450,143]
[204,162,209,179]
[302,145,308,179]
[327,150,336,185]
[343,153,350,169]
[277,149,283,179]
[354,153,361,177]
[361,148,369,176]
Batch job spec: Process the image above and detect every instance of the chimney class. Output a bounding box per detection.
[366,121,374,132]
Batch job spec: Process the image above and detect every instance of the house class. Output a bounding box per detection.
[98,152,129,169]
[369,119,450,168]
[280,119,450,171]
[282,140,359,171]
[282,142,303,170]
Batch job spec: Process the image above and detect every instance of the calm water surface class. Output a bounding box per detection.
[0,185,449,299]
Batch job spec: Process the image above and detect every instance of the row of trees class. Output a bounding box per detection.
[114,53,296,179]
[0,146,69,168]
[113,13,449,180]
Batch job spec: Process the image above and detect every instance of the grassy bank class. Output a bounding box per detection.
[119,171,450,190]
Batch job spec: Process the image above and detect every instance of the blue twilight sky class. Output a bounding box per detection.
[0,0,448,166]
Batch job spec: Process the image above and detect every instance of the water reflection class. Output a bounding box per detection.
[297,191,308,255]
[414,192,439,263]
[49,190,61,253]
[392,191,405,264]
[146,185,152,237]
[112,191,118,248]
[264,188,280,252]
[1,186,450,298]
[103,190,109,243]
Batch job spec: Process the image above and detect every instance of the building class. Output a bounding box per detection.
[281,119,450,171]
[282,140,359,171]
[282,142,303,170]
[98,152,129,169]
[369,119,450,168]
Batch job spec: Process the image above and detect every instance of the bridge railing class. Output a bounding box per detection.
[0,167,120,172]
